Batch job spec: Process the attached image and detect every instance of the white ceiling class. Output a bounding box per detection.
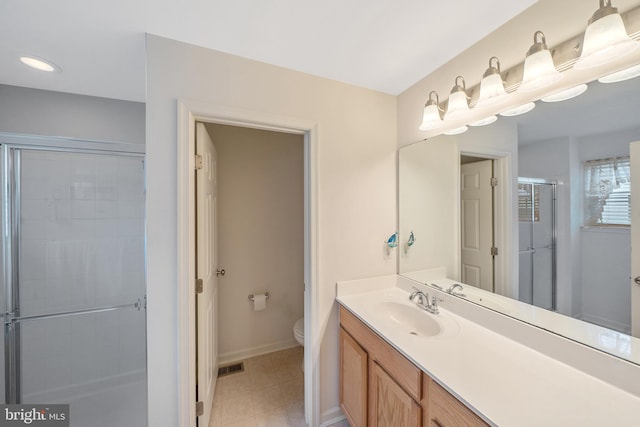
[0,0,537,103]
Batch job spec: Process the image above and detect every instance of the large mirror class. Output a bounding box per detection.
[399,66,640,364]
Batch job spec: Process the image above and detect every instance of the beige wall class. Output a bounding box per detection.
[145,35,397,425]
[205,123,304,361]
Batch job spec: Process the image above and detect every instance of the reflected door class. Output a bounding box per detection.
[460,160,494,292]
[518,180,556,310]
[2,146,147,427]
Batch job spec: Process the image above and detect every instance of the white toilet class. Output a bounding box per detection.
[293,317,304,371]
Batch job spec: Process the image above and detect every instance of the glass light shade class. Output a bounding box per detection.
[469,115,498,127]
[519,49,562,92]
[445,91,470,120]
[445,76,470,120]
[475,57,508,109]
[541,84,588,102]
[419,104,443,131]
[444,125,468,135]
[499,102,536,117]
[475,73,508,108]
[419,91,443,131]
[599,63,640,83]
[574,13,640,70]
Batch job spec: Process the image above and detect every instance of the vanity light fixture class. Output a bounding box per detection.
[518,31,562,92]
[19,55,60,72]
[541,84,588,102]
[499,102,536,117]
[444,76,470,120]
[574,0,640,70]
[419,91,444,131]
[598,63,640,83]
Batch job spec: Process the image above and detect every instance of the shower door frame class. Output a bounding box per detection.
[518,177,557,311]
[0,132,146,404]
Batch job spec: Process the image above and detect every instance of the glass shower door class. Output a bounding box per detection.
[518,180,556,310]
[2,147,147,427]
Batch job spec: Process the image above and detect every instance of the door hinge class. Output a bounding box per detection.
[196,278,204,294]
[491,247,499,256]
[195,155,203,170]
[195,401,204,417]
[490,177,498,187]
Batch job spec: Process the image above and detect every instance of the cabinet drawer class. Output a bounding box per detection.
[428,380,489,427]
[340,306,422,401]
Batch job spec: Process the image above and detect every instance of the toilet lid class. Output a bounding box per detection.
[294,318,304,337]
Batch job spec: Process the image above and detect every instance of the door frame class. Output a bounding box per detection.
[176,100,319,427]
[458,148,515,299]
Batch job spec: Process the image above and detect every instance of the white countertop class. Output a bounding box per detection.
[336,278,640,427]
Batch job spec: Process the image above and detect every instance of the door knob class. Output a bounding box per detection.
[216,269,226,277]
[634,276,640,285]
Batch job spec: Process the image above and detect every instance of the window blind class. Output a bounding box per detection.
[518,183,540,222]
[584,156,630,226]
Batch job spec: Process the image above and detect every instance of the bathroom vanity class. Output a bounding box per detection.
[336,274,640,427]
[340,305,487,427]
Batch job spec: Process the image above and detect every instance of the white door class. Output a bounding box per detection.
[460,160,494,291]
[630,141,640,337]
[196,122,218,425]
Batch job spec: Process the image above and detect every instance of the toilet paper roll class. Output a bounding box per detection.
[253,293,267,311]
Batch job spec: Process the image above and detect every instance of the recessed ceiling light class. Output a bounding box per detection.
[19,56,60,72]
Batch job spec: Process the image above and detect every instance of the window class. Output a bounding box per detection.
[584,156,630,226]
[518,183,540,222]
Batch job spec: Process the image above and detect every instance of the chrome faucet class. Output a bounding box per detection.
[446,283,466,297]
[409,287,439,314]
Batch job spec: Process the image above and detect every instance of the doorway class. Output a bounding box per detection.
[517,178,557,310]
[198,122,305,426]
[177,101,318,427]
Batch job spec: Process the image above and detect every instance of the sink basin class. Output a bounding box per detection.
[376,301,442,337]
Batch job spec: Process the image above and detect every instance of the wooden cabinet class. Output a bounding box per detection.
[339,305,489,427]
[340,327,368,427]
[370,361,421,427]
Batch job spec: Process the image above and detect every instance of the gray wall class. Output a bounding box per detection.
[0,84,145,144]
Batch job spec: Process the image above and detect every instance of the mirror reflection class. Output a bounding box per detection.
[399,71,640,361]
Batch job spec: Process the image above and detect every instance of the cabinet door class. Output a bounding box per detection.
[370,362,421,427]
[429,381,488,427]
[340,327,368,427]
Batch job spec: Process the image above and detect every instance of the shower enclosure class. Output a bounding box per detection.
[0,136,147,426]
[518,178,557,310]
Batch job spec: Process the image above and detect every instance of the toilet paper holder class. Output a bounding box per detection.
[248,292,270,301]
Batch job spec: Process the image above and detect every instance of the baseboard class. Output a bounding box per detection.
[319,406,346,427]
[218,338,300,365]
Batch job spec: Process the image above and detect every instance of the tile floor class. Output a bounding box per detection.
[209,345,351,427]
[209,346,306,427]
